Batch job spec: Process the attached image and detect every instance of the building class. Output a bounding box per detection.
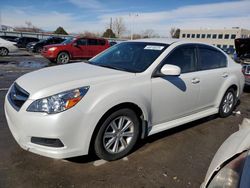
[180,28,250,54]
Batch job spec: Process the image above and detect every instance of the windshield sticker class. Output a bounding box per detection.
[144,45,164,50]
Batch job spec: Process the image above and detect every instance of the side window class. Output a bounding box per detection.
[88,39,98,45]
[98,39,106,45]
[77,39,87,45]
[198,47,227,71]
[162,46,197,73]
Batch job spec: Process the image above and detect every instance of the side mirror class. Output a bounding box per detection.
[73,42,78,47]
[160,64,181,76]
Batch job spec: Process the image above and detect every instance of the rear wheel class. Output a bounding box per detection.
[0,47,9,56]
[57,52,70,64]
[94,108,140,161]
[219,88,236,117]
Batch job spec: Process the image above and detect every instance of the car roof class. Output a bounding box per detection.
[133,38,180,44]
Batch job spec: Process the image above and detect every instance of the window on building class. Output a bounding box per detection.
[187,34,190,38]
[218,34,223,39]
[212,34,217,39]
[222,45,227,49]
[182,34,186,38]
[198,46,227,70]
[191,34,195,38]
[207,34,211,38]
[201,34,206,38]
[217,44,221,48]
[224,34,229,39]
[231,34,236,39]
[196,34,200,38]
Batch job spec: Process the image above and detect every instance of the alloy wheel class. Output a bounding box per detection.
[222,91,234,114]
[103,116,134,154]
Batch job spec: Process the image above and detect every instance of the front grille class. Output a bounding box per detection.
[8,83,29,111]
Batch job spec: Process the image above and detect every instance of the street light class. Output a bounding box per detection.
[129,13,139,40]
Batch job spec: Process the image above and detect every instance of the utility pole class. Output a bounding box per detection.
[129,13,139,40]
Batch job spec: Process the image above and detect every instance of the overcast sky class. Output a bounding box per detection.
[1,0,250,36]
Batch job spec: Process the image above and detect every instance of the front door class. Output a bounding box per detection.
[151,45,200,125]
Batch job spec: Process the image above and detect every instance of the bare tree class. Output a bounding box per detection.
[170,27,180,38]
[142,29,159,38]
[170,27,176,38]
[113,17,126,38]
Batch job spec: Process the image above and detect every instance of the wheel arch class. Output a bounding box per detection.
[215,75,239,108]
[88,102,148,154]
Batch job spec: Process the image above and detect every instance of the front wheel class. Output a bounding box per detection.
[0,47,9,56]
[57,52,70,64]
[94,109,140,161]
[219,88,236,118]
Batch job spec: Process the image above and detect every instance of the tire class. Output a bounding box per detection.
[56,52,70,64]
[94,108,140,161]
[0,47,9,56]
[36,47,42,53]
[219,88,236,118]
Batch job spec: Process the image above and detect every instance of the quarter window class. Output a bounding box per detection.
[162,46,197,73]
[198,47,227,70]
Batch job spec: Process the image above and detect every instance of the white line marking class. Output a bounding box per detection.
[0,88,9,91]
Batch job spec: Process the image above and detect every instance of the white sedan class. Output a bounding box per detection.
[0,37,18,56]
[4,39,245,161]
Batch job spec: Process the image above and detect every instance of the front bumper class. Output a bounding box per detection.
[41,50,57,60]
[4,93,98,159]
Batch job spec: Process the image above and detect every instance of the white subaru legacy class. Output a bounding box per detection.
[4,39,245,161]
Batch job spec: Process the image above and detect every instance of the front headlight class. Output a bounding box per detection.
[27,86,89,114]
[48,47,57,52]
[208,151,248,188]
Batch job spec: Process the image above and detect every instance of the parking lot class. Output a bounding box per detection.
[0,51,250,188]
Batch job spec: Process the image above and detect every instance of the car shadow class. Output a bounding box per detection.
[161,76,187,92]
[66,114,218,164]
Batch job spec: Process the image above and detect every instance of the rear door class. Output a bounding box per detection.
[87,38,99,57]
[195,45,228,109]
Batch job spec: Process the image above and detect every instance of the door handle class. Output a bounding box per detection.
[222,73,229,78]
[192,78,200,84]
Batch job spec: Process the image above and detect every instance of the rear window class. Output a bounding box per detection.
[198,47,227,70]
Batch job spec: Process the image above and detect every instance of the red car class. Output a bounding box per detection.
[42,36,110,64]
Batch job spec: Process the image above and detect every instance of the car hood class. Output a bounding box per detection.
[15,62,134,99]
[202,118,250,188]
[44,43,66,48]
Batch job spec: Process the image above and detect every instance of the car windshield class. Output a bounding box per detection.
[89,42,168,73]
[62,37,75,44]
